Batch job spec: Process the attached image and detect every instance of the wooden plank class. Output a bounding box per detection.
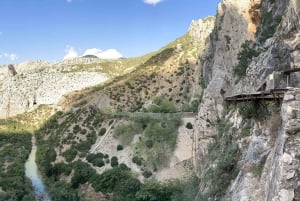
[225,93,284,102]
[283,68,300,74]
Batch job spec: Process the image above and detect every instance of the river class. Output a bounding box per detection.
[25,136,51,201]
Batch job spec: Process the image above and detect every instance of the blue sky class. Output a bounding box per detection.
[0,0,220,64]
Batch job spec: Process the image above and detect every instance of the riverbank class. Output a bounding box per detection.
[25,136,51,201]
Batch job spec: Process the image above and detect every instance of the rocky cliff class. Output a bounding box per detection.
[0,61,107,118]
[194,0,300,200]
[0,55,156,118]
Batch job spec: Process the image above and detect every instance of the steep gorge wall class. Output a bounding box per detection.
[195,0,299,200]
[195,0,258,175]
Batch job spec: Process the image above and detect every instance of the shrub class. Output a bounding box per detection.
[146,96,177,113]
[53,162,72,176]
[93,158,105,167]
[202,117,240,199]
[186,122,193,129]
[113,123,142,145]
[241,126,251,137]
[238,102,267,120]
[71,160,96,188]
[113,178,141,201]
[91,166,131,193]
[62,147,77,162]
[145,140,153,148]
[50,181,80,201]
[111,156,119,167]
[233,41,260,81]
[117,144,124,151]
[99,128,106,136]
[142,170,152,178]
[132,156,143,166]
[251,164,264,177]
[86,153,106,167]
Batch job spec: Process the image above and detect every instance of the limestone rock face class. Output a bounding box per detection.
[194,0,259,175]
[194,0,300,200]
[189,17,215,43]
[0,61,107,118]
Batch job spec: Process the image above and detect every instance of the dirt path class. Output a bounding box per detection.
[89,120,115,154]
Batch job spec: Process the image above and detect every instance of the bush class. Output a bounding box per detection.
[62,147,77,162]
[145,140,153,148]
[146,96,177,113]
[238,102,267,120]
[71,160,96,188]
[241,126,251,137]
[91,167,131,193]
[113,178,141,201]
[86,153,105,167]
[99,127,106,136]
[50,181,81,201]
[142,170,152,178]
[113,123,142,145]
[202,118,240,199]
[233,41,260,81]
[182,99,200,113]
[186,122,193,129]
[93,158,105,167]
[117,144,123,151]
[53,162,72,177]
[111,156,119,167]
[132,156,143,166]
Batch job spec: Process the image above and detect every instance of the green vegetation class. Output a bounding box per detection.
[182,98,201,113]
[241,125,252,137]
[259,9,282,43]
[186,122,193,129]
[91,166,132,193]
[71,160,96,188]
[238,101,268,120]
[115,113,181,169]
[0,132,35,201]
[62,147,77,162]
[49,181,81,201]
[251,164,264,178]
[117,144,124,151]
[111,156,119,167]
[114,122,143,145]
[141,48,175,67]
[99,127,107,136]
[142,170,153,178]
[132,156,143,166]
[90,165,199,201]
[200,118,240,200]
[233,41,261,81]
[0,105,55,133]
[86,153,105,167]
[145,96,177,113]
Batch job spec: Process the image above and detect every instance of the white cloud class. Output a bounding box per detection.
[63,46,78,60]
[143,0,163,5]
[83,48,123,59]
[66,0,72,3]
[0,53,18,61]
[0,32,2,36]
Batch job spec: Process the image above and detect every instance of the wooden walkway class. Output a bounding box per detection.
[284,68,300,74]
[225,89,288,102]
[225,68,299,102]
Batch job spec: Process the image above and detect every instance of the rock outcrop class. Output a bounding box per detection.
[194,0,300,200]
[0,61,107,118]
